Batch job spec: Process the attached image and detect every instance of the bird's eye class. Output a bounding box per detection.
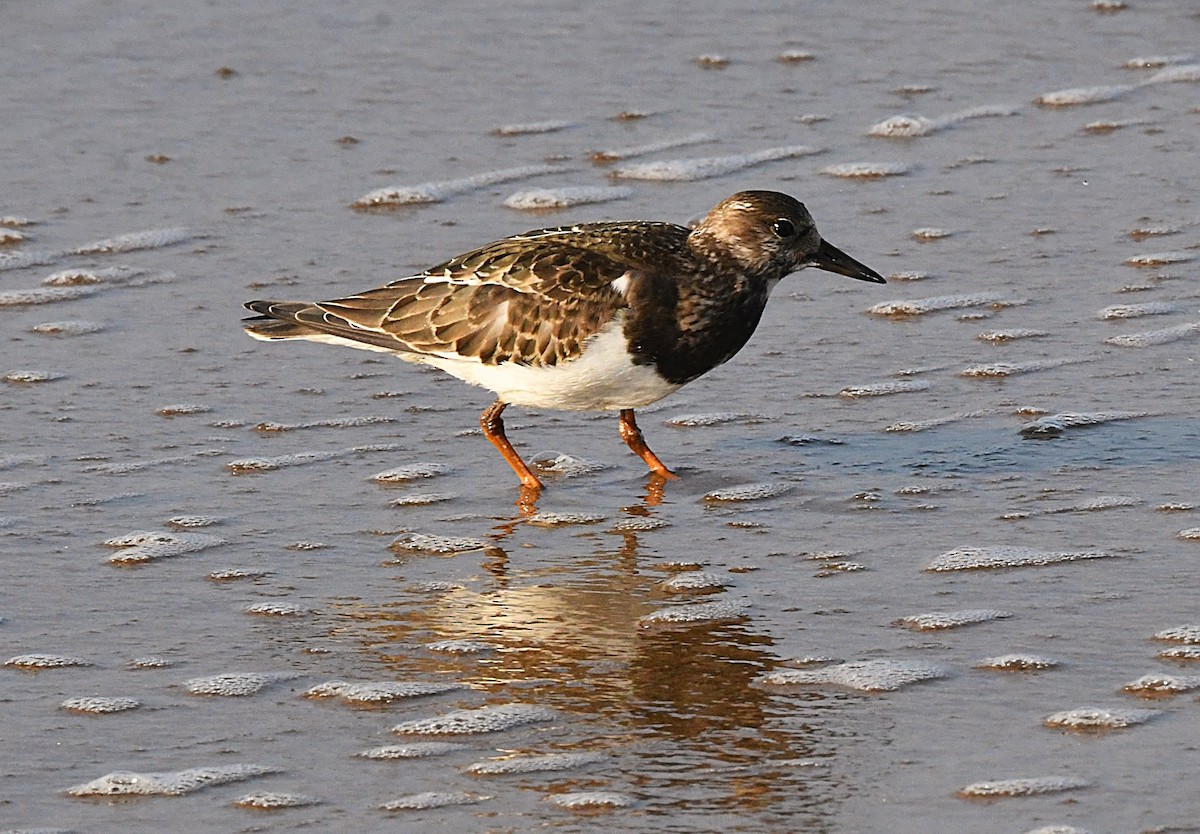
[771,218,796,238]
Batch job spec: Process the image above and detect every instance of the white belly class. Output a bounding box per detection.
[408,320,679,411]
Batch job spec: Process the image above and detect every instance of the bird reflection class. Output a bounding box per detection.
[332,488,845,824]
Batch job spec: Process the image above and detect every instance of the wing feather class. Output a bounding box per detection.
[243,221,690,366]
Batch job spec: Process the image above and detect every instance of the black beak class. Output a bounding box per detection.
[806,239,886,283]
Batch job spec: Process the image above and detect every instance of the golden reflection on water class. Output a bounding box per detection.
[330,505,854,824]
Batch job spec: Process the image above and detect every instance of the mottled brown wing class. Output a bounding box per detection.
[282,238,644,366]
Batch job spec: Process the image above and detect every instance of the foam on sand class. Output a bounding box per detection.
[611,145,821,181]
[353,164,567,208]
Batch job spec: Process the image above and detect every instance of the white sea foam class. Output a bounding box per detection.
[72,228,191,254]
[590,132,714,162]
[611,145,821,181]
[869,104,1020,137]
[504,186,632,210]
[353,164,567,207]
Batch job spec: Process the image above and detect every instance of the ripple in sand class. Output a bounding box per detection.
[639,599,749,626]
[529,452,611,477]
[61,696,141,714]
[391,703,557,735]
[662,570,731,592]
[372,462,448,482]
[777,49,816,64]
[911,227,951,241]
[1158,646,1200,661]
[976,328,1049,342]
[207,568,270,582]
[427,639,495,654]
[157,403,212,417]
[254,415,395,432]
[525,510,607,527]
[103,531,225,564]
[868,104,1020,137]
[390,533,492,555]
[1105,322,1200,347]
[667,411,765,427]
[234,791,319,809]
[961,358,1084,377]
[352,164,567,208]
[168,515,222,528]
[868,292,1026,317]
[491,120,575,136]
[244,602,309,617]
[71,228,191,254]
[130,656,174,668]
[610,516,672,535]
[1098,302,1180,319]
[358,741,469,759]
[610,145,821,181]
[976,654,1059,671]
[702,482,792,502]
[1044,707,1158,732]
[886,410,994,433]
[1019,411,1147,438]
[227,443,399,473]
[86,449,224,474]
[547,791,634,809]
[5,654,92,669]
[1127,224,1181,241]
[1124,251,1195,267]
[1040,495,1141,514]
[1144,64,1200,84]
[927,546,1111,571]
[590,133,713,164]
[1122,673,1200,697]
[504,186,632,210]
[957,775,1089,799]
[763,659,947,692]
[1035,84,1135,107]
[381,791,491,811]
[839,379,931,398]
[0,285,97,305]
[42,266,161,286]
[184,672,295,696]
[30,319,106,336]
[4,369,63,383]
[68,764,277,797]
[305,680,465,705]
[1154,624,1200,644]
[819,161,909,179]
[896,609,1012,631]
[390,492,456,506]
[1083,118,1154,134]
[466,751,605,775]
[1123,54,1194,69]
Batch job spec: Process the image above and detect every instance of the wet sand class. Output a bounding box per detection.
[2,1,1199,831]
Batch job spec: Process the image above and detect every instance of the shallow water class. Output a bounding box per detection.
[3,1,1199,832]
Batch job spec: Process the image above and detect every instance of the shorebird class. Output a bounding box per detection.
[243,190,885,490]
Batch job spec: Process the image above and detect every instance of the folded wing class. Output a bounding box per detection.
[244,232,653,367]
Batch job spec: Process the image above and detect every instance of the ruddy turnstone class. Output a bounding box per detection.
[243,190,884,490]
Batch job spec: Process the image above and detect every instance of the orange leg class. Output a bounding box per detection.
[480,400,544,491]
[618,408,678,480]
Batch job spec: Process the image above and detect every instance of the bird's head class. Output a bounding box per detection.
[689,190,885,284]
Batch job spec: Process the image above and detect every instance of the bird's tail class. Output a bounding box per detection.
[242,300,315,341]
